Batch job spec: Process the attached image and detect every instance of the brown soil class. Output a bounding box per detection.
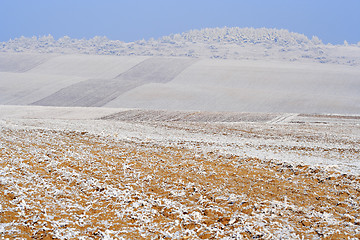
[0,128,359,239]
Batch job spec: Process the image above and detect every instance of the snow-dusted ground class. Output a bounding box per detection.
[1,27,359,113]
[32,57,197,107]
[1,105,360,239]
[1,53,359,114]
[1,27,360,238]
[105,59,360,113]
[27,54,149,79]
[1,105,359,175]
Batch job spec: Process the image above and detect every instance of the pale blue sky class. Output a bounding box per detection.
[1,0,359,44]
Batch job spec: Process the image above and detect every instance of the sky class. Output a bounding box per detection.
[1,0,359,45]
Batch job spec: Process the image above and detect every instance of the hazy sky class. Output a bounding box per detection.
[1,0,359,44]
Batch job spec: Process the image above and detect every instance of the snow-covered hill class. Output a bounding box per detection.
[1,52,359,114]
[1,28,360,239]
[1,27,359,114]
[2,27,360,66]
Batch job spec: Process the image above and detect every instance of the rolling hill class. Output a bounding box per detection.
[1,27,360,114]
[1,28,360,239]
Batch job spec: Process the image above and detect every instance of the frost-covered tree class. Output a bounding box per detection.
[311,36,322,45]
[1,27,359,66]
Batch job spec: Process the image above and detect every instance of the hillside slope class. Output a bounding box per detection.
[105,59,360,114]
[1,52,359,114]
[1,27,359,114]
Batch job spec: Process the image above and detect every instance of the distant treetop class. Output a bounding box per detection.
[1,27,359,66]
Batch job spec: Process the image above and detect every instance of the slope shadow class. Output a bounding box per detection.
[0,53,54,73]
[32,57,197,107]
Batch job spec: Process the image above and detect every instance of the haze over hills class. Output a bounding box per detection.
[1,27,360,114]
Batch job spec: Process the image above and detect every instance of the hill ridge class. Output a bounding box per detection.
[1,27,360,66]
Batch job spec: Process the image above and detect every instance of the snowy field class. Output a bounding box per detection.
[1,105,359,239]
[104,59,360,113]
[1,53,360,114]
[1,105,360,175]
[1,27,360,114]
[1,27,360,238]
